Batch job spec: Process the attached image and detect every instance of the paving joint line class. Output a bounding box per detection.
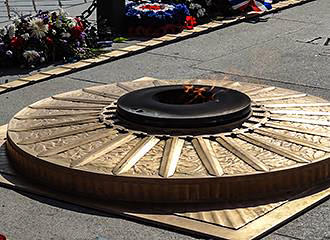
[273,232,304,240]
[146,52,203,62]
[271,16,321,25]
[68,76,114,85]
[67,77,108,84]
[0,0,315,95]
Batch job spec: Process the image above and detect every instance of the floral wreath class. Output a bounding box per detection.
[125,1,194,36]
[0,9,101,68]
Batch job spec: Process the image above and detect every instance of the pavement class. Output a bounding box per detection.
[0,0,330,239]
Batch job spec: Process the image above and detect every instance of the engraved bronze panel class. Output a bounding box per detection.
[5,79,330,203]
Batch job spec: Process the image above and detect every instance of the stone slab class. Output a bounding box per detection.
[68,53,211,84]
[149,17,312,62]
[194,34,330,90]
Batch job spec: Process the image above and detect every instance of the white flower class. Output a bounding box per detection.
[134,3,175,12]
[6,50,13,56]
[29,18,49,39]
[8,24,16,39]
[23,50,40,63]
[58,8,68,17]
[67,20,76,28]
[197,8,206,18]
[13,17,21,26]
[51,29,56,35]
[21,33,30,40]
[61,32,71,38]
[0,27,7,37]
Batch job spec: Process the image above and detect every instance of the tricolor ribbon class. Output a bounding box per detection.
[228,0,272,12]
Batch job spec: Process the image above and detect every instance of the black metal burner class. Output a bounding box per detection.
[116,85,251,131]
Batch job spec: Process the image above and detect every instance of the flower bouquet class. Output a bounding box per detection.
[0,9,102,68]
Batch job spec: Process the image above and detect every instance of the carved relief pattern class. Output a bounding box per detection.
[233,137,297,169]
[174,141,209,177]
[248,132,326,162]
[210,140,255,174]
[127,140,165,176]
[80,138,141,174]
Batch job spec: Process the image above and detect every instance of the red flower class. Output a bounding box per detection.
[184,16,197,30]
[71,25,83,39]
[75,18,85,30]
[45,37,53,46]
[10,36,24,49]
[0,233,6,240]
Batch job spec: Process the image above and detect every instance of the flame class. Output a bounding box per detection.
[183,84,194,94]
[183,81,218,104]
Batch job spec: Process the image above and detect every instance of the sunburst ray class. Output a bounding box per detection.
[222,82,240,88]
[260,122,330,138]
[17,123,105,145]
[253,93,306,102]
[263,102,330,108]
[159,137,184,178]
[237,133,310,163]
[9,116,99,132]
[38,129,117,157]
[14,111,100,120]
[267,109,330,116]
[254,128,330,152]
[250,113,330,127]
[268,116,330,126]
[71,133,137,167]
[52,96,113,105]
[29,105,104,110]
[112,136,160,175]
[82,88,119,99]
[192,137,224,176]
[117,82,136,92]
[246,86,276,96]
[216,135,269,172]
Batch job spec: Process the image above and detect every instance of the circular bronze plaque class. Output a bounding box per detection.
[6,79,330,203]
[116,85,251,129]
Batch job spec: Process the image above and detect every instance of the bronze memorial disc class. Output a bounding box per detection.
[6,79,330,203]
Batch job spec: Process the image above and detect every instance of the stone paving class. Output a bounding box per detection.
[0,0,329,239]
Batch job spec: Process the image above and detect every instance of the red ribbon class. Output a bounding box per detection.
[140,4,164,10]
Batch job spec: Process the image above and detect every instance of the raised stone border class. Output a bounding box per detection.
[0,0,314,94]
[0,122,329,240]
[5,76,330,203]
